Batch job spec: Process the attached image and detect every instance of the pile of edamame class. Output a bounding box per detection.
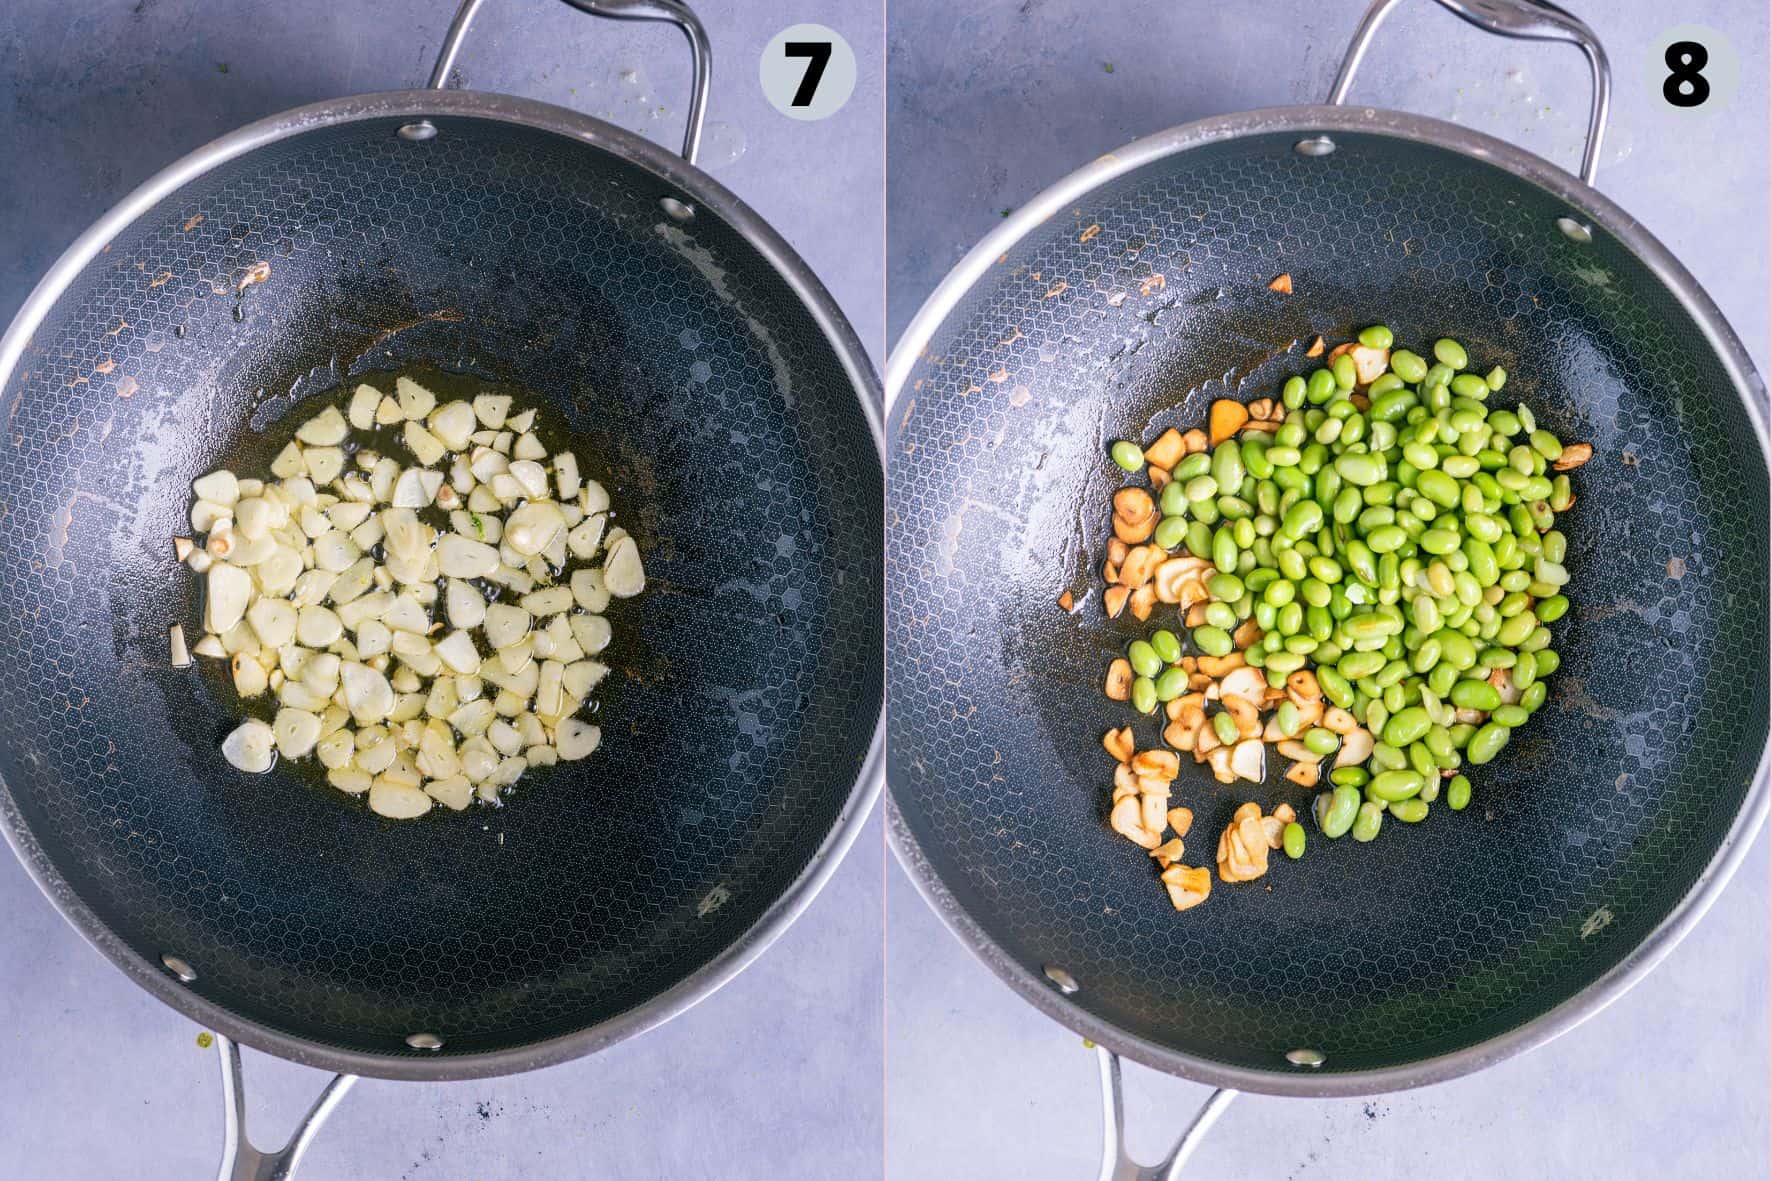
[1109,329,1587,848]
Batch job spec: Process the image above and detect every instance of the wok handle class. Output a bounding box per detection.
[427,0,711,164]
[1327,0,1611,186]
[214,1033,358,1181]
[1094,1047,1238,1181]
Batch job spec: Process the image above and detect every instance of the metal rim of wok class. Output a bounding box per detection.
[884,103,1770,1098]
[0,86,885,1082]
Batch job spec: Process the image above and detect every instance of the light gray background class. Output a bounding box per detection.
[886,3,1769,1178]
[0,2,884,1179]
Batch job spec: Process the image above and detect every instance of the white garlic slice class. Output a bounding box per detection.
[221,719,277,773]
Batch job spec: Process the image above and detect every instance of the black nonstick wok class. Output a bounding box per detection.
[0,0,883,1175]
[885,1,1768,1174]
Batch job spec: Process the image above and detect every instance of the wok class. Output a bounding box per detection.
[0,0,883,1175]
[885,1,1768,1175]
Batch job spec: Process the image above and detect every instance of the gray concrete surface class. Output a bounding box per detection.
[885,2,1770,1178]
[0,2,884,1179]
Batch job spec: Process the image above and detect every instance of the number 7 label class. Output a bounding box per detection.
[761,24,857,121]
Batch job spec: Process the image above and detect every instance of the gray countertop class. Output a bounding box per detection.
[885,1,1769,1178]
[0,2,884,1178]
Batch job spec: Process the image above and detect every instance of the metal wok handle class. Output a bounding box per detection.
[213,1033,357,1181]
[1095,1048,1238,1181]
[1327,0,1611,186]
[427,0,711,164]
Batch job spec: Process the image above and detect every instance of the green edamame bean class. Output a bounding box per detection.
[1465,722,1510,765]
[1303,727,1340,756]
[1155,667,1188,701]
[1150,629,1182,664]
[1520,680,1547,713]
[1390,798,1430,823]
[1111,440,1144,471]
[1368,769,1424,802]
[1447,774,1472,810]
[1206,572,1245,602]
[1131,677,1157,714]
[1128,640,1162,678]
[1212,711,1240,745]
[1193,625,1233,658]
[1332,353,1358,389]
[1320,785,1362,838]
[1359,325,1394,349]
[1382,707,1432,746]
[1433,338,1468,369]
[1449,679,1501,711]
[1352,801,1385,842]
[1283,821,1307,859]
[1492,703,1529,728]
[1389,349,1428,383]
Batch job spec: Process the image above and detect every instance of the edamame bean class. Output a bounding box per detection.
[1390,798,1430,823]
[1131,677,1156,714]
[1111,441,1144,471]
[1194,625,1233,657]
[1447,774,1472,810]
[1465,722,1510,764]
[1150,629,1182,664]
[1351,801,1385,842]
[1212,711,1240,745]
[1128,640,1161,678]
[1155,668,1188,701]
[1433,338,1468,369]
[1283,821,1307,859]
[1320,785,1362,838]
[1368,769,1424,801]
[1390,349,1428,383]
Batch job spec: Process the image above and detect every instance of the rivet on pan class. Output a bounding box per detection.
[406,1032,444,1050]
[1555,216,1593,244]
[1286,1048,1326,1067]
[398,121,439,142]
[1294,136,1336,158]
[660,196,696,223]
[1042,965,1081,994]
[160,953,197,983]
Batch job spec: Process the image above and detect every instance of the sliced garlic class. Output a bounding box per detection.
[603,534,645,598]
[445,578,487,629]
[348,384,381,430]
[556,719,601,761]
[247,599,298,649]
[304,446,345,484]
[273,708,323,759]
[341,661,395,724]
[436,533,499,579]
[402,419,445,466]
[519,586,573,617]
[566,513,606,560]
[472,393,511,428]
[428,401,477,451]
[207,563,253,633]
[221,719,276,773]
[482,603,532,650]
[434,630,482,675]
[396,375,437,420]
[193,469,240,505]
[369,780,432,819]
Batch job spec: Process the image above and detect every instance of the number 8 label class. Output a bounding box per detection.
[760,24,858,121]
[1644,24,1737,117]
[1663,41,1709,108]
